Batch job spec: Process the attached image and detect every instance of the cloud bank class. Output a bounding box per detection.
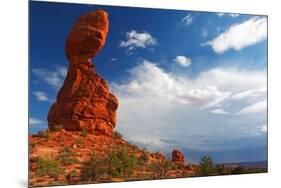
[112,60,267,154]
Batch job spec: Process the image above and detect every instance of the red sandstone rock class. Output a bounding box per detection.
[48,10,118,136]
[172,149,185,164]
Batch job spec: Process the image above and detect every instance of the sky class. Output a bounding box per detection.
[29,1,268,163]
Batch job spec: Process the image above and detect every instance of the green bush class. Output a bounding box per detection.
[107,148,136,177]
[149,160,177,179]
[80,153,109,182]
[114,131,123,139]
[197,156,218,176]
[66,170,78,182]
[36,156,62,178]
[80,148,137,182]
[231,166,246,174]
[59,146,79,166]
[38,130,50,140]
[216,164,231,175]
[149,161,167,179]
[139,152,149,163]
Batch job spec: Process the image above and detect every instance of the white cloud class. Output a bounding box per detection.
[260,124,267,133]
[174,56,192,67]
[229,13,240,17]
[242,124,267,136]
[237,100,267,114]
[216,13,225,17]
[210,108,229,115]
[29,117,44,125]
[182,14,193,25]
[112,60,267,152]
[204,17,267,54]
[216,13,239,17]
[119,30,157,51]
[32,66,67,88]
[33,91,48,101]
[113,60,266,110]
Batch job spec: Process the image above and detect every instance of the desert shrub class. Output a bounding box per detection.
[114,131,123,139]
[130,143,140,150]
[139,152,149,163]
[149,161,167,179]
[51,124,63,131]
[154,152,163,160]
[107,148,137,177]
[36,156,62,178]
[231,166,246,174]
[197,156,218,176]
[80,153,109,181]
[216,164,231,175]
[38,130,50,140]
[81,148,137,182]
[149,160,177,179]
[60,146,79,166]
[66,170,78,182]
[81,127,88,137]
[29,142,35,149]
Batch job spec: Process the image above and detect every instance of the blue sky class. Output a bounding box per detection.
[29,1,267,163]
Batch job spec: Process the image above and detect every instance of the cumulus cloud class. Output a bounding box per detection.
[174,56,192,67]
[113,60,266,110]
[32,66,67,88]
[237,100,267,114]
[203,17,267,54]
[33,91,48,101]
[29,117,44,125]
[119,30,157,51]
[111,60,267,153]
[182,14,193,25]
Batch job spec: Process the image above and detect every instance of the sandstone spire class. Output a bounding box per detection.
[48,10,118,136]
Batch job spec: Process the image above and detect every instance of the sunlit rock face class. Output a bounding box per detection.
[48,10,118,136]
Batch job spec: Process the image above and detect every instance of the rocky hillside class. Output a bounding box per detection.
[29,129,195,187]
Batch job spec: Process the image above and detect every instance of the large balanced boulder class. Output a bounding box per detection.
[47,10,118,136]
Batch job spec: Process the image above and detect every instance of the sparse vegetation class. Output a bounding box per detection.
[196,156,218,176]
[149,160,180,179]
[29,142,35,149]
[81,127,88,137]
[114,131,123,139]
[80,147,137,182]
[36,156,62,178]
[38,129,50,140]
[66,170,78,182]
[154,151,163,160]
[59,146,79,166]
[107,148,137,177]
[139,152,149,163]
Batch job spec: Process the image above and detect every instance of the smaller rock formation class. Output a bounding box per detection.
[172,149,185,164]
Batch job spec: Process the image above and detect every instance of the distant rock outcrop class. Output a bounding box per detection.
[172,149,185,164]
[47,10,118,136]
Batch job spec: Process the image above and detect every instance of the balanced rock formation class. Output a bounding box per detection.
[172,149,185,164]
[47,10,118,136]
